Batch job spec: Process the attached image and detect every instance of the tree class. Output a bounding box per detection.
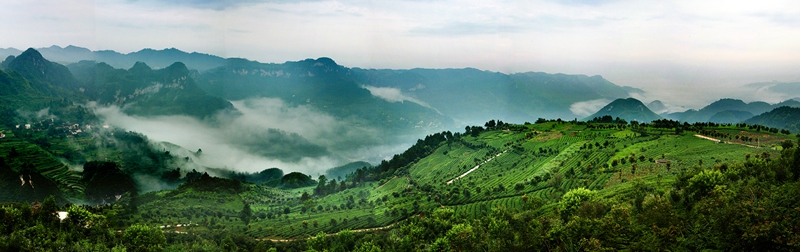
[353,241,382,252]
[239,202,252,224]
[560,187,598,219]
[39,195,58,225]
[122,224,167,252]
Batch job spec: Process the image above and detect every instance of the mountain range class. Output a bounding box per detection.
[2,45,646,127]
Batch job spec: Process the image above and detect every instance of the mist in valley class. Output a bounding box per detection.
[90,97,427,176]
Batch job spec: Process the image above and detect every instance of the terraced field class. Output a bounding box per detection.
[129,121,794,240]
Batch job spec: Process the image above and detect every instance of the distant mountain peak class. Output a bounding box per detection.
[585,98,661,122]
[315,57,337,66]
[129,61,152,72]
[19,48,45,60]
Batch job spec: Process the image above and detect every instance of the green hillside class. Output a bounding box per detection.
[68,60,234,119]
[8,119,789,251]
[195,57,452,134]
[745,106,800,133]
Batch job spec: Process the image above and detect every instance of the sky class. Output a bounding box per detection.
[3,0,800,108]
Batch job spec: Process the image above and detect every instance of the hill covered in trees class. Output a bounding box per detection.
[746,106,800,133]
[585,98,662,122]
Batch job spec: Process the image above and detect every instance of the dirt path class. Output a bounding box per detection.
[258,219,405,243]
[446,149,508,185]
[375,176,397,190]
[694,134,759,148]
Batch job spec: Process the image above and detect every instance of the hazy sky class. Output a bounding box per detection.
[3,0,800,108]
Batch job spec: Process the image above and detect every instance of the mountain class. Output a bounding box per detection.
[350,68,642,124]
[647,100,668,114]
[195,57,453,134]
[774,99,800,108]
[584,98,661,122]
[665,98,769,123]
[664,98,800,123]
[0,49,94,123]
[325,161,371,180]
[5,46,643,126]
[0,48,22,67]
[67,60,234,119]
[745,106,800,133]
[708,110,754,124]
[5,48,84,96]
[2,45,227,72]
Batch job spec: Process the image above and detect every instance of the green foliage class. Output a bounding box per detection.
[560,188,598,219]
[279,172,316,189]
[122,224,166,252]
[687,170,724,201]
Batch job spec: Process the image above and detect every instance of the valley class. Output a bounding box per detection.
[0,48,799,251]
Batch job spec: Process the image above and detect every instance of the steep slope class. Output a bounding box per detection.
[0,49,94,123]
[4,48,84,97]
[745,106,800,133]
[68,60,234,119]
[584,98,662,122]
[195,57,452,133]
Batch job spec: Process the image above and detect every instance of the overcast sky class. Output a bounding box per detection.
[3,0,800,108]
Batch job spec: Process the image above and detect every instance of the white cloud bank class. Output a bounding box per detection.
[570,98,611,117]
[361,85,440,114]
[91,97,414,175]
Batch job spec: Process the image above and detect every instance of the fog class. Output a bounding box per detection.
[361,85,440,114]
[569,98,611,118]
[92,97,417,176]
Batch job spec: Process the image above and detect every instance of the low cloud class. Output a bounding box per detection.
[362,85,439,113]
[569,98,610,117]
[91,97,415,176]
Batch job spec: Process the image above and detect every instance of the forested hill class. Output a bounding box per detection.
[745,106,800,133]
[67,60,234,119]
[664,98,800,124]
[585,97,662,122]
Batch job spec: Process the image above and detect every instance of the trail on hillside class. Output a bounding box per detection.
[257,218,406,243]
[446,149,508,185]
[694,134,758,148]
[375,176,397,190]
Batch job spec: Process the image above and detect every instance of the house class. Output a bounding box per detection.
[57,211,68,221]
[24,124,31,129]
